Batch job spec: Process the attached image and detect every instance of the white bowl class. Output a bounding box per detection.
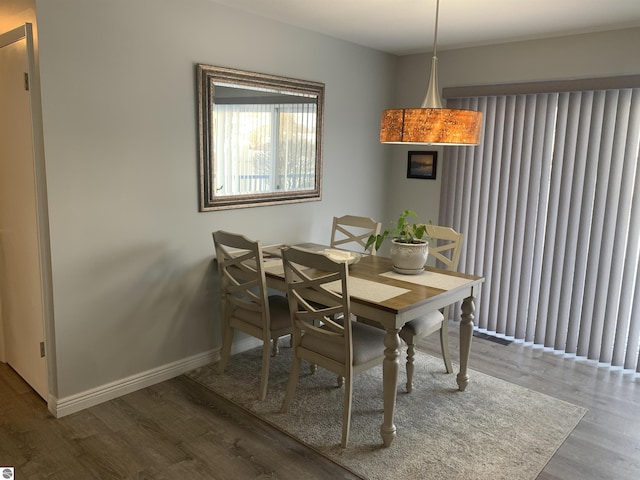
[323,248,362,265]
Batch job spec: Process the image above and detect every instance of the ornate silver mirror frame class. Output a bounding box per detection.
[197,64,324,211]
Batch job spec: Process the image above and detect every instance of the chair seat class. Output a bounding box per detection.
[233,295,291,332]
[301,320,386,366]
[401,310,444,338]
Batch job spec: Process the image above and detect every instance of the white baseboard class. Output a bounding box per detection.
[49,348,220,418]
[48,334,266,419]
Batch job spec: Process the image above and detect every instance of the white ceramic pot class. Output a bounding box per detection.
[390,239,429,274]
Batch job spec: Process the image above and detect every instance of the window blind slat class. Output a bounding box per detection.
[488,97,513,334]
[615,90,640,368]
[525,94,558,342]
[465,97,486,279]
[585,91,623,360]
[552,93,583,351]
[471,97,490,278]
[535,93,569,346]
[545,92,577,348]
[566,91,604,354]
[514,95,550,339]
[603,89,638,364]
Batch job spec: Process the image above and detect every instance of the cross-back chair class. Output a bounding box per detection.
[212,230,291,400]
[400,224,463,392]
[330,215,382,254]
[280,247,386,448]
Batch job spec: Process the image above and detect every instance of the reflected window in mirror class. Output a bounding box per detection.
[197,65,324,211]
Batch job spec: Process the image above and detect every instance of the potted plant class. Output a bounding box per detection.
[365,209,430,274]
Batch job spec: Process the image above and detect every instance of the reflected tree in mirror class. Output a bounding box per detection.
[197,65,324,211]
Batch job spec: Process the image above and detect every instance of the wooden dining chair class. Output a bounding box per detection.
[330,215,382,254]
[400,224,464,392]
[280,247,386,448]
[212,230,292,401]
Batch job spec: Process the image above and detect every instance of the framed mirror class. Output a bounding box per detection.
[197,64,324,211]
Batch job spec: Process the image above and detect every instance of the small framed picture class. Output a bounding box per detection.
[407,151,437,179]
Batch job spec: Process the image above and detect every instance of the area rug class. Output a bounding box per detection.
[187,343,587,480]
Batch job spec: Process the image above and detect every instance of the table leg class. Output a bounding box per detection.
[456,294,475,391]
[381,327,400,447]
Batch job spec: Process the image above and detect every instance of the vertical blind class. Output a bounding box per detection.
[441,88,640,373]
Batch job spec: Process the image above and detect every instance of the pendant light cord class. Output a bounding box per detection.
[422,0,443,108]
[433,0,439,57]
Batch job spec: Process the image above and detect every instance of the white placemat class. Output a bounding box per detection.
[380,270,473,290]
[326,277,410,302]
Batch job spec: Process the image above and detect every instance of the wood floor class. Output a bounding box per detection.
[1,327,639,479]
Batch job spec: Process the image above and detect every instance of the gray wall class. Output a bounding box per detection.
[31,0,395,400]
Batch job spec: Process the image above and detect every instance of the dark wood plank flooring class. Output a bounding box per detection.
[1,327,639,479]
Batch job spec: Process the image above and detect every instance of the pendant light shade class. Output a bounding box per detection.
[380,107,483,145]
[380,0,483,146]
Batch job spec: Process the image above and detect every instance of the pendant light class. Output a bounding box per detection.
[380,0,483,146]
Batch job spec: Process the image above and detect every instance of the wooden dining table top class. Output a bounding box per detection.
[262,243,484,325]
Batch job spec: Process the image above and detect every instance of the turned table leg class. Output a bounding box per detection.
[380,327,400,447]
[456,294,475,391]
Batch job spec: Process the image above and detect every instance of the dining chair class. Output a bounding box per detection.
[400,224,464,392]
[330,215,382,254]
[280,247,386,448]
[212,230,292,401]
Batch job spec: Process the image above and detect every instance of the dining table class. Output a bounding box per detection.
[262,243,485,448]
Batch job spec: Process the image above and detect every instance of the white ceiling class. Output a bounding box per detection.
[208,0,640,55]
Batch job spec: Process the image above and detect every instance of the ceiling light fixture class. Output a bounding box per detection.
[380,0,483,146]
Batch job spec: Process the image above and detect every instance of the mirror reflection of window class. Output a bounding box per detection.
[197,65,324,211]
[213,85,317,196]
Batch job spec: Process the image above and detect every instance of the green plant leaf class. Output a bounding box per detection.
[366,210,431,249]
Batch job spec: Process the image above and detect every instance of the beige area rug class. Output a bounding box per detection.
[187,343,587,480]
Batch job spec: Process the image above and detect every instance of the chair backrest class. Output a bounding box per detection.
[212,230,271,333]
[282,247,353,370]
[422,224,464,271]
[330,215,382,254]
